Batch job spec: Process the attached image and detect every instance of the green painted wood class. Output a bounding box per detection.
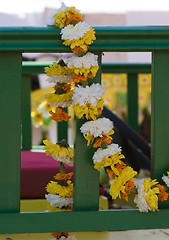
[22,62,151,74]
[102,63,151,74]
[73,53,102,211]
[1,209,169,234]
[151,51,169,185]
[0,52,21,213]
[22,75,32,150]
[57,109,68,142]
[1,26,169,52]
[127,73,138,132]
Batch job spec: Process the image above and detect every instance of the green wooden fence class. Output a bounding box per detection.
[0,26,169,234]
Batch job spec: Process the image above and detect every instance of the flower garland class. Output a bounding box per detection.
[44,3,169,239]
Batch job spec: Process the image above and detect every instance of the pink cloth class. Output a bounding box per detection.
[21,151,73,199]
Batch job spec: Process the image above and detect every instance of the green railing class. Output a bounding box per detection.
[22,61,151,150]
[1,26,169,234]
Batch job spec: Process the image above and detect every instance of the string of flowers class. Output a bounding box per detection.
[43,3,169,239]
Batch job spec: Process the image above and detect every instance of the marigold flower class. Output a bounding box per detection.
[61,22,96,53]
[47,2,83,29]
[45,194,73,208]
[45,90,73,108]
[65,52,99,78]
[43,139,74,166]
[107,162,127,179]
[46,180,73,198]
[74,100,104,120]
[51,232,69,239]
[49,108,71,122]
[109,167,137,200]
[65,14,84,26]
[121,180,135,201]
[80,117,114,147]
[154,184,169,201]
[54,172,73,181]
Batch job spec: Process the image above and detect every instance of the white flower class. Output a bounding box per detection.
[50,154,73,166]
[61,21,90,40]
[46,75,73,84]
[72,83,105,107]
[80,118,113,138]
[47,2,68,25]
[65,52,98,69]
[134,179,151,212]
[162,174,169,187]
[45,194,73,208]
[48,100,72,108]
[93,143,122,163]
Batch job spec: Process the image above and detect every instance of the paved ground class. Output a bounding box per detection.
[1,229,169,240]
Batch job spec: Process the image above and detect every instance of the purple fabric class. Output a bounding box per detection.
[21,151,73,199]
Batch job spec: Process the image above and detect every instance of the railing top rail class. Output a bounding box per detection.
[22,61,151,74]
[1,26,169,52]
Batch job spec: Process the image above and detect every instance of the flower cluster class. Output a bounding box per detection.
[43,139,74,166]
[134,178,168,212]
[80,118,114,147]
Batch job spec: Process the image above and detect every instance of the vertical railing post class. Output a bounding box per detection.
[127,73,138,132]
[151,51,169,181]
[73,53,102,211]
[22,74,32,150]
[0,52,22,213]
[57,108,68,142]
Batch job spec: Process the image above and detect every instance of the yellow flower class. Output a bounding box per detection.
[45,91,73,103]
[48,205,72,212]
[94,152,125,172]
[45,62,73,77]
[54,7,83,29]
[72,66,99,78]
[73,99,104,120]
[63,28,96,53]
[43,139,74,165]
[143,179,159,212]
[46,181,73,198]
[109,167,137,200]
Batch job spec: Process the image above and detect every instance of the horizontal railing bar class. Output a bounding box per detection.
[0,209,169,234]
[1,26,169,52]
[22,62,151,75]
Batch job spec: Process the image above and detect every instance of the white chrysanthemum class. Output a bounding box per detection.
[46,75,73,84]
[93,143,122,163]
[72,83,105,107]
[50,154,73,166]
[162,174,169,187]
[65,52,98,69]
[47,2,68,25]
[45,194,73,208]
[80,118,113,138]
[48,100,72,108]
[61,21,90,40]
[134,179,151,212]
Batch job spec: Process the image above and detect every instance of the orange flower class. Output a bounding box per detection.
[72,45,86,55]
[97,108,102,117]
[107,169,116,179]
[73,75,87,83]
[54,172,73,181]
[54,85,60,91]
[65,14,84,26]
[93,136,112,148]
[88,73,94,79]
[116,162,126,175]
[121,180,135,201]
[62,84,71,92]
[155,184,169,201]
[106,162,126,179]
[49,108,71,122]
[51,232,69,239]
